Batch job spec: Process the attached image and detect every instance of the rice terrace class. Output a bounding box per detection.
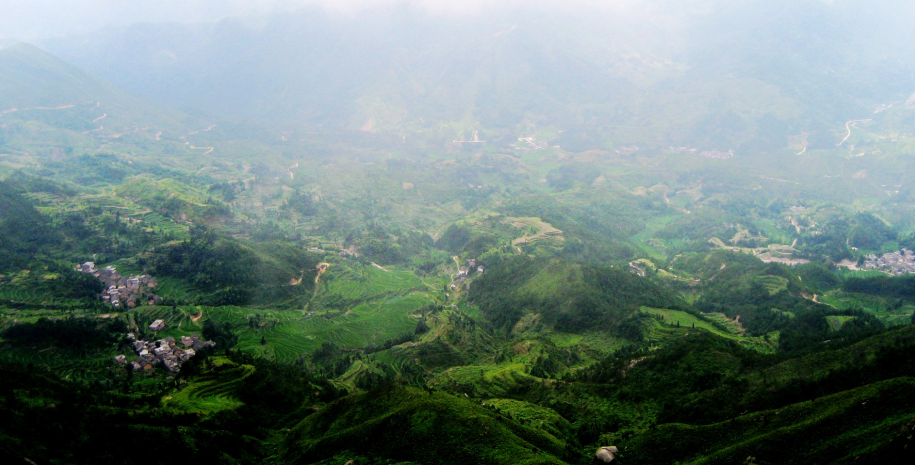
[2,2,915,464]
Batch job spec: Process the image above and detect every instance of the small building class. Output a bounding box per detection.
[149,319,165,332]
[595,446,619,463]
[113,354,127,365]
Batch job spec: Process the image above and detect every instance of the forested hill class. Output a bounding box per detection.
[469,256,686,332]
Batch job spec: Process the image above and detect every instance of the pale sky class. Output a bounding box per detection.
[0,0,636,40]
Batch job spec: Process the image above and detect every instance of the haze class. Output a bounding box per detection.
[0,0,637,40]
[3,0,915,464]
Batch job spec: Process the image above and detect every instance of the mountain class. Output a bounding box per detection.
[0,43,190,136]
[40,0,915,151]
[3,2,915,464]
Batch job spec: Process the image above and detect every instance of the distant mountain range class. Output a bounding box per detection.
[12,0,915,152]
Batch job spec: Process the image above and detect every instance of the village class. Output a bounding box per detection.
[113,320,216,373]
[76,262,163,308]
[450,258,485,290]
[861,249,915,275]
[669,146,735,159]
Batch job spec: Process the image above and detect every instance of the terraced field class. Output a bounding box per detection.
[754,275,789,295]
[133,305,203,336]
[818,290,915,326]
[318,263,427,307]
[0,344,117,383]
[148,276,197,303]
[0,282,90,309]
[140,211,187,236]
[162,357,252,414]
[642,307,775,353]
[198,263,434,363]
[231,293,431,363]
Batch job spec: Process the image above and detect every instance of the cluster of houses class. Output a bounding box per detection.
[669,146,735,159]
[670,146,700,155]
[113,320,216,373]
[700,149,734,159]
[861,249,915,275]
[451,258,485,290]
[76,262,162,308]
[513,136,551,151]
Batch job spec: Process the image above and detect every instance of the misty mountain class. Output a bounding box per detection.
[41,0,915,152]
[0,43,190,135]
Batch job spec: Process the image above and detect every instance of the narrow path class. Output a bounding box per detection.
[371,262,390,272]
[186,124,216,136]
[189,145,214,155]
[2,103,77,116]
[190,311,204,323]
[92,113,107,123]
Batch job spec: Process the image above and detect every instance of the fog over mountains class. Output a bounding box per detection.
[5,2,915,464]
[32,0,915,152]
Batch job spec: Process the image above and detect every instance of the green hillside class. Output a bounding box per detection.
[2,5,915,465]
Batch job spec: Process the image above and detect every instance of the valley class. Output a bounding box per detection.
[2,3,915,464]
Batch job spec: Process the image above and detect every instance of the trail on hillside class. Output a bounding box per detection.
[838,119,871,146]
[92,113,107,123]
[187,124,216,136]
[371,262,390,272]
[184,125,217,154]
[1,103,78,116]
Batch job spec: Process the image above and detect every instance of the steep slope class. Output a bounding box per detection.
[0,43,189,135]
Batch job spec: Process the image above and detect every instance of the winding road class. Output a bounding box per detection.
[838,119,871,146]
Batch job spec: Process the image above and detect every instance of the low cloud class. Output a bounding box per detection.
[0,0,637,40]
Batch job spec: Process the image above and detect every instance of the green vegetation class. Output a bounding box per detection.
[3,14,915,464]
